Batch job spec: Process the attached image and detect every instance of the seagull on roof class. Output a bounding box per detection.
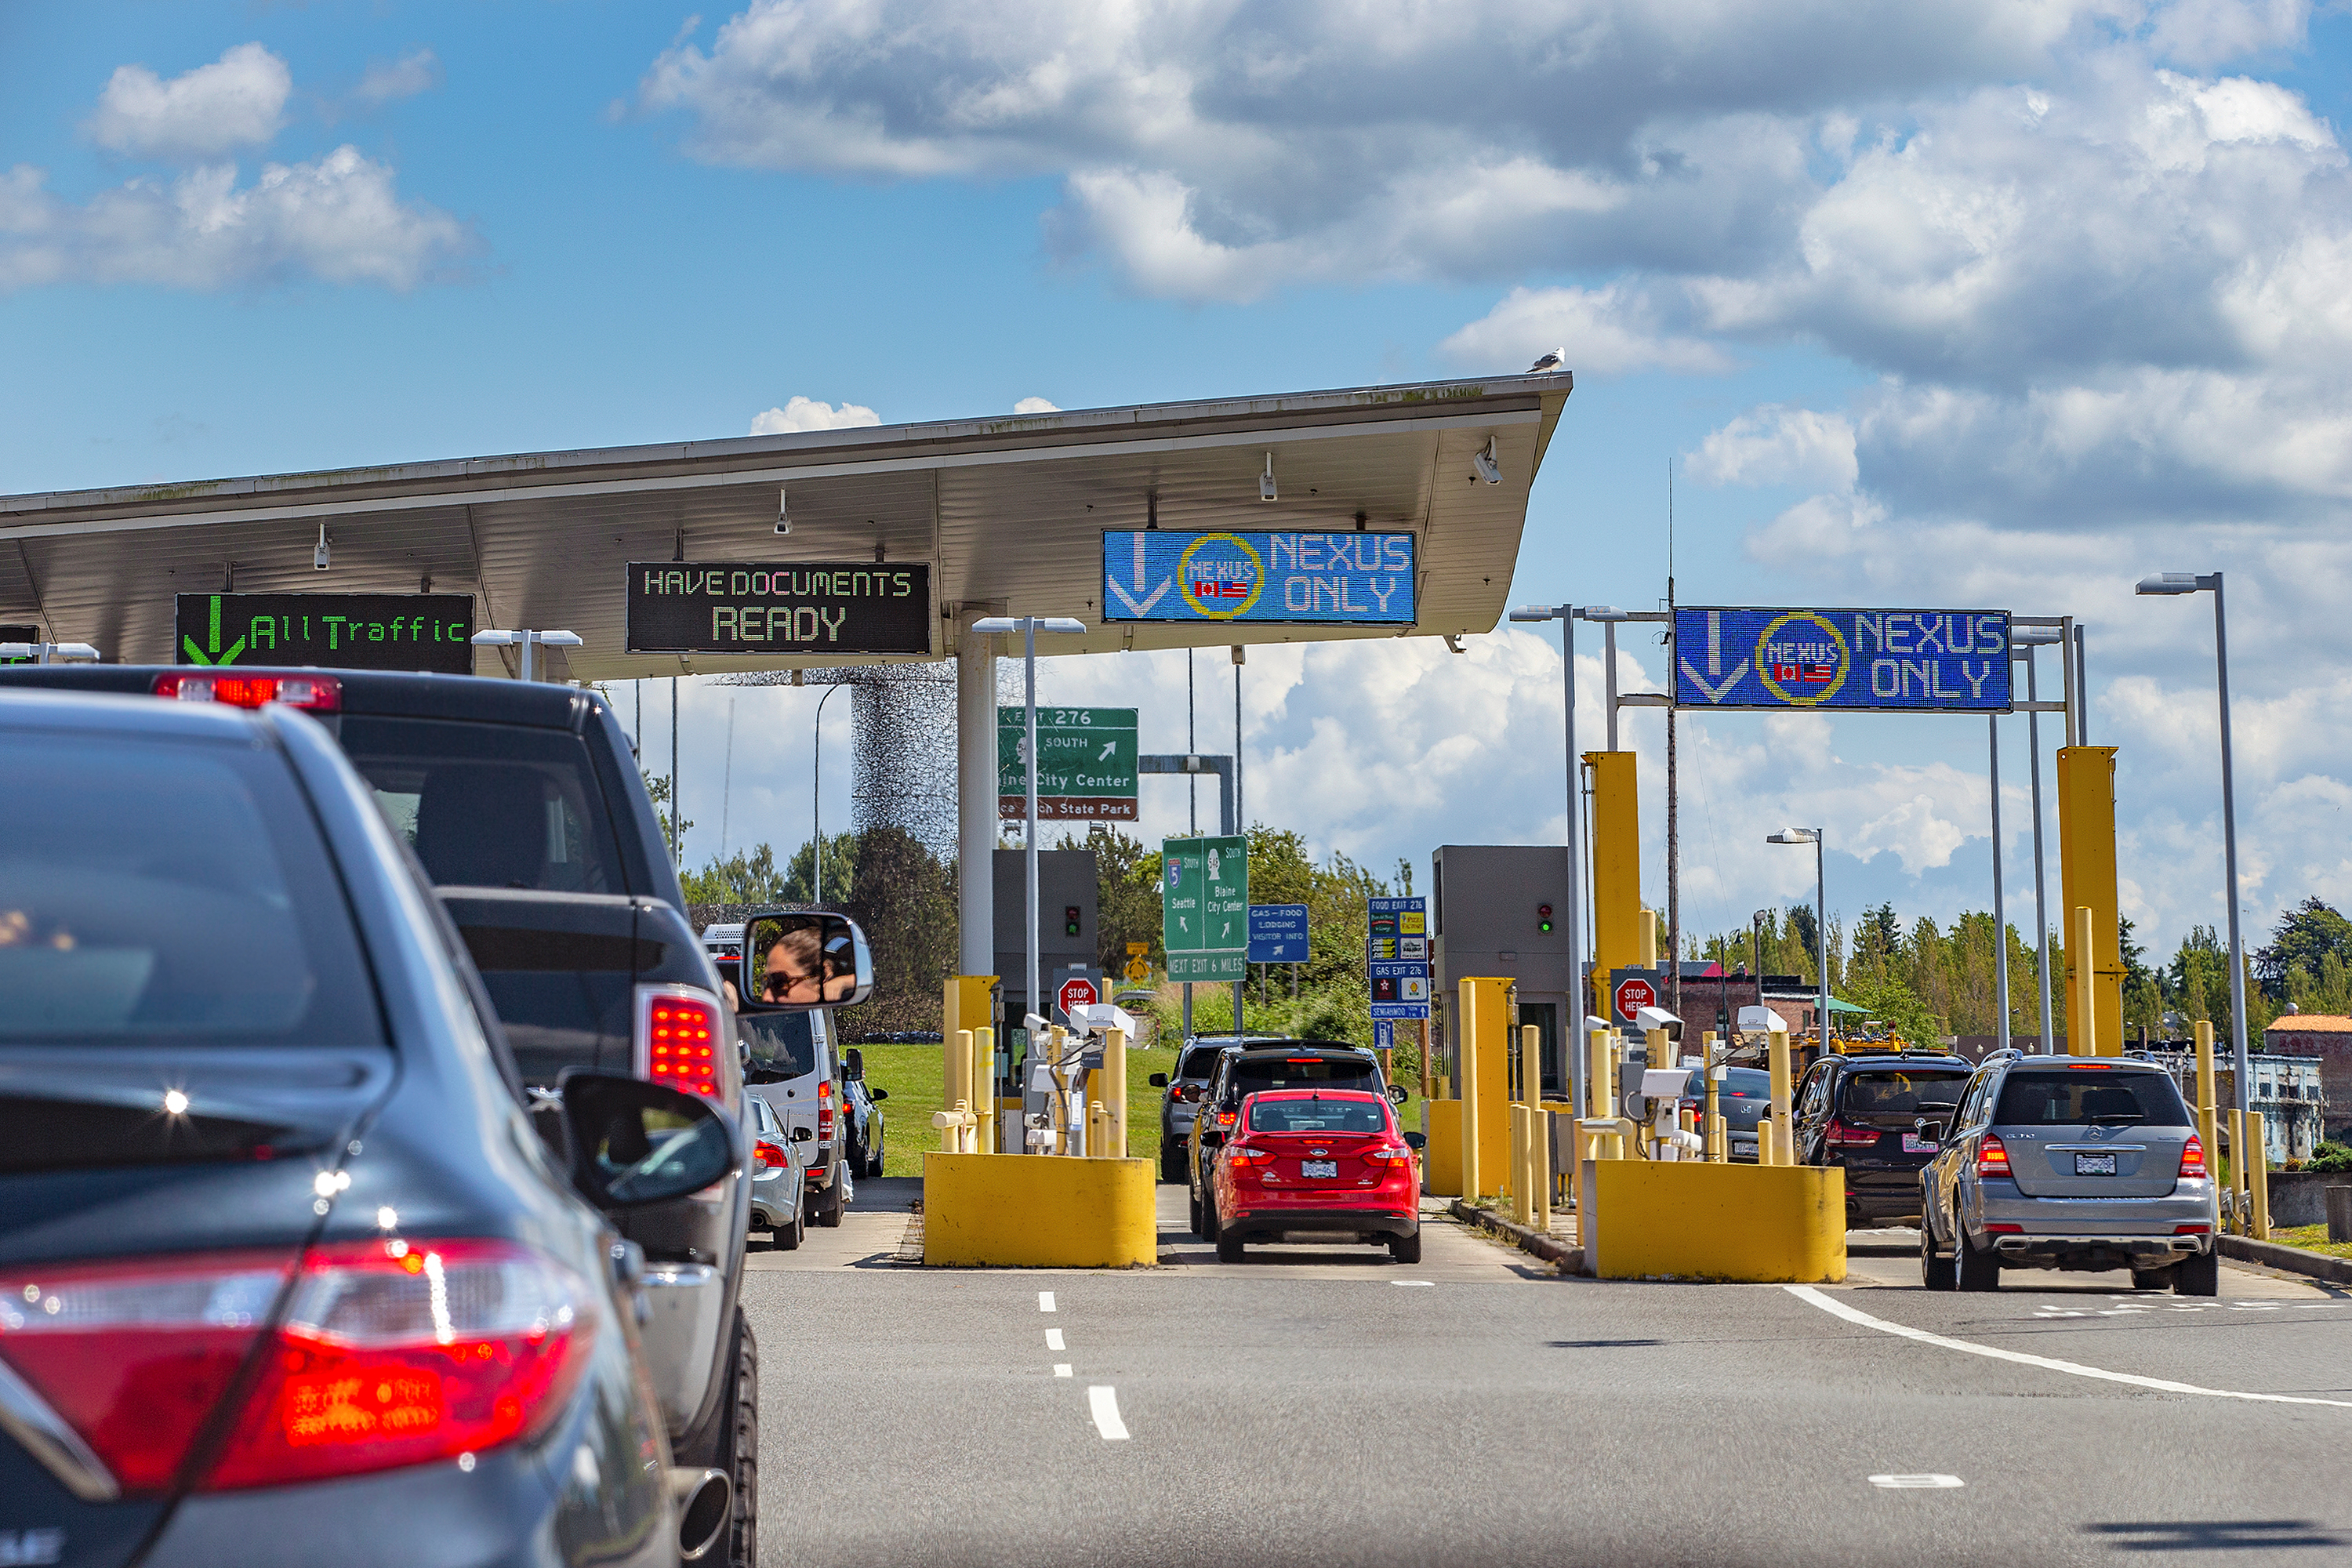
[1528,347,1567,374]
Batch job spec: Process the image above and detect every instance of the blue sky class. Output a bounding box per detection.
[9,2,2352,960]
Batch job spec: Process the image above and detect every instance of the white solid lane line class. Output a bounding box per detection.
[1039,1291,1056,1312]
[1046,1328,1065,1351]
[1787,1286,2352,1409]
[1087,1385,1130,1441]
[1054,1364,1073,1377]
[1871,1475,1963,1489]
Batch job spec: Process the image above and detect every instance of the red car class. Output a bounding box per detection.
[1209,1089,1425,1263]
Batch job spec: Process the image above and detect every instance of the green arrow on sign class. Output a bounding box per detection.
[180,595,246,666]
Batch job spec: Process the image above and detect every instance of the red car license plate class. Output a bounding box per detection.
[1300,1160,1338,1178]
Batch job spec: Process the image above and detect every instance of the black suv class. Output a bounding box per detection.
[1791,1049,1976,1225]
[0,665,768,1566]
[1185,1041,1400,1239]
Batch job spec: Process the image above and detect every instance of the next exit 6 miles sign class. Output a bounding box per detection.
[1163,836,1247,981]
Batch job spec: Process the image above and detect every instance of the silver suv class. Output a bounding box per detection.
[1918,1051,2217,1295]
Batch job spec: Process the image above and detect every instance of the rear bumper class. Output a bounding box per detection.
[1224,1207,1417,1241]
[750,1164,800,1228]
[1968,1180,2216,1267]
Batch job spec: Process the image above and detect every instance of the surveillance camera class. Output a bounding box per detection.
[1633,1004,1683,1044]
[775,488,791,535]
[313,523,331,571]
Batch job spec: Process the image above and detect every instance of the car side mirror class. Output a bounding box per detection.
[870,1088,888,1102]
[1386,1084,1408,1105]
[559,1072,737,1210]
[733,911,874,1012]
[844,1047,865,1080]
[1148,1073,1168,1087]
[790,1125,815,1143]
[1199,1129,1226,1148]
[1915,1117,1947,1142]
[1403,1131,1427,1151]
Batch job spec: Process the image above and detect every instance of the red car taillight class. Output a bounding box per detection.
[755,1140,789,1170]
[1363,1146,1416,1166]
[1976,1132,2011,1178]
[818,1080,835,1139]
[2179,1134,2207,1178]
[151,672,342,712]
[1826,1120,1880,1148]
[1227,1146,1272,1167]
[0,1239,592,1496]
[637,988,722,1098]
[1216,1110,1236,1130]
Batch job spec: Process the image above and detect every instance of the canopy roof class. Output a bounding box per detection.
[0,373,1568,682]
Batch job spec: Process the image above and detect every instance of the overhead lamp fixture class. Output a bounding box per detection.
[1579,604,1631,622]
[2010,624,2065,645]
[1472,437,1501,485]
[313,523,331,572]
[1259,452,1277,503]
[775,487,791,535]
[2136,572,2209,596]
[1442,633,1465,655]
[471,627,583,683]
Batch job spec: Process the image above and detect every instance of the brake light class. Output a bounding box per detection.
[755,1140,789,1170]
[0,1239,591,1497]
[151,672,342,712]
[1976,1132,2011,1177]
[1217,1110,1236,1129]
[1825,1120,1880,1148]
[637,988,722,1098]
[817,1078,834,1138]
[1228,1146,1272,1167]
[2179,1134,2207,1179]
[2174,1223,2212,1235]
[1363,1145,1416,1166]
[1982,1222,2023,1235]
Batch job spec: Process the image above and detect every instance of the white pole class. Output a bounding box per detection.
[957,622,995,976]
[1025,619,1041,1078]
[2212,577,2249,1111]
[1814,830,1828,1058]
[1563,608,1581,1113]
[2027,648,2054,1053]
[1991,715,2009,1053]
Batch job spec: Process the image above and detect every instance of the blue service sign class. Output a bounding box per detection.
[1248,903,1309,963]
[1102,531,1417,624]
[1674,607,2012,713]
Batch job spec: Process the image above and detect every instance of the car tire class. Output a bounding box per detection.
[1920,1220,1955,1291]
[1161,1145,1185,1184]
[718,1312,759,1568]
[1957,1233,2002,1291]
[1216,1232,1245,1263]
[815,1170,845,1228]
[2174,1247,2220,1297]
[1388,1229,1423,1265]
[1202,1189,1221,1243]
[772,1202,803,1250]
[866,1142,887,1179]
[1188,1188,1203,1237]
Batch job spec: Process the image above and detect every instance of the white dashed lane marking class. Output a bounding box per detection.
[1871,1474,1964,1490]
[1045,1328,1065,1351]
[1053,1364,1072,1377]
[1039,1291,1056,1312]
[1087,1385,1129,1440]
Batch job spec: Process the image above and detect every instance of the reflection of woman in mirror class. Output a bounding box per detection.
[820,931,857,1000]
[763,926,826,1004]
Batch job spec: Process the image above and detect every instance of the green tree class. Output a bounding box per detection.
[2255,897,2352,996]
[833,827,958,1038]
[781,833,859,906]
[1838,972,1943,1050]
[681,843,789,906]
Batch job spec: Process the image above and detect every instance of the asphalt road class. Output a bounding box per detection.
[740,1178,2352,1567]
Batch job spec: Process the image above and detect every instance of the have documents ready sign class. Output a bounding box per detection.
[1163,836,1248,981]
[626,561,932,655]
[998,706,1139,820]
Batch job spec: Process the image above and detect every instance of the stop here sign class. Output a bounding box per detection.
[1058,975,1099,1020]
[1613,975,1657,1022]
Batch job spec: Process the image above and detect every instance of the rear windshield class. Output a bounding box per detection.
[0,729,382,1045]
[1995,1069,2187,1127]
[742,1011,818,1080]
[1840,1069,1972,1116]
[1229,1056,1378,1098]
[1689,1067,1773,1098]
[1175,1044,1225,1080]
[341,716,626,894]
[1247,1096,1387,1134]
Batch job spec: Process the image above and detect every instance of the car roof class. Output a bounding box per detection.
[1225,1040,1370,1058]
[0,683,282,742]
[1242,1087,1384,1101]
[1835,1052,1969,1069]
[0,663,596,730]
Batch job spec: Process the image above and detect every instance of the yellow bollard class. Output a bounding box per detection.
[1702,1030,1722,1162]
[949,1029,974,1134]
[933,1102,977,1153]
[1766,1029,1793,1167]
[1710,1114,1728,1162]
[2228,1108,2249,1231]
[1586,1025,1618,1161]
[974,1027,997,1155]
[1506,1105,1526,1223]
[1531,1105,1552,1235]
[2193,1021,2216,1224]
[2071,906,2099,1056]
[1104,1026,1129,1159]
[1460,993,1483,1202]
[2249,1111,2270,1240]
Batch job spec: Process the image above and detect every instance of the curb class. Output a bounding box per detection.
[1447,1200,1582,1273]
[2220,1233,2352,1287]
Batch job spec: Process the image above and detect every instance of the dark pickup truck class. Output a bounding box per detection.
[0,666,770,1567]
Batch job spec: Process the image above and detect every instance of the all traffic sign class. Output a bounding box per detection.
[1058,975,1099,1021]
[1613,975,1657,1021]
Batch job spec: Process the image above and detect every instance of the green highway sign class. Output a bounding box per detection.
[999,706,1139,820]
[1162,835,1247,981]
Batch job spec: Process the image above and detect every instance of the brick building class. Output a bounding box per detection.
[2262,1014,2352,1144]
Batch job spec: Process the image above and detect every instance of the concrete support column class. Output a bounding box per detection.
[957,619,996,977]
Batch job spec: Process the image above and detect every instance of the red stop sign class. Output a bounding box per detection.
[1058,976,1098,1019]
[1613,976,1657,1022]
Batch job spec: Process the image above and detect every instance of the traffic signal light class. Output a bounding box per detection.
[1065,905,1082,938]
[1537,902,1554,934]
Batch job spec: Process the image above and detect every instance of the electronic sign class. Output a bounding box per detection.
[1674,606,2012,713]
[1102,531,1417,624]
[174,593,475,673]
[626,561,932,655]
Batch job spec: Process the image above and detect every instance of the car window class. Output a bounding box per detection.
[1957,1072,1993,1131]
[1247,1096,1387,1134]
[1226,1056,1378,1099]
[742,1011,818,1078]
[1175,1044,1225,1080]
[1838,1069,1973,1116]
[0,728,383,1045]
[340,716,626,895]
[1994,1069,2187,1127]
[1795,1065,1831,1120]
[1686,1067,1772,1098]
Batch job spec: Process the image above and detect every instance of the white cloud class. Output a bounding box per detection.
[0,149,470,292]
[1690,405,1858,488]
[1013,396,1059,414]
[89,43,291,162]
[748,395,880,434]
[353,49,443,109]
[1441,285,1733,377]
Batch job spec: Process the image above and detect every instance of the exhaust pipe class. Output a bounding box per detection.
[668,1467,733,1563]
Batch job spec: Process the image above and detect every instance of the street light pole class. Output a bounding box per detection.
[812,682,844,906]
[1769,829,1829,1057]
[2136,572,2249,1110]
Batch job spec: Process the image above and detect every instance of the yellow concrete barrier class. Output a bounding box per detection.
[921,1152,1156,1268]
[1579,1160,1846,1283]
[1423,1098,1465,1197]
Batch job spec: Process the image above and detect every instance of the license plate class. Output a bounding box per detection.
[1301,1160,1338,1178]
[2074,1152,2117,1176]
[1902,1133,1936,1153]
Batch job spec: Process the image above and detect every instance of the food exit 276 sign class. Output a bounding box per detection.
[1674,606,2012,713]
